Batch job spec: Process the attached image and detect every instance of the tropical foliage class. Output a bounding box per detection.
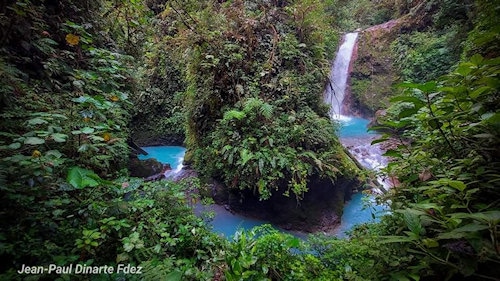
[0,0,499,280]
[371,54,500,280]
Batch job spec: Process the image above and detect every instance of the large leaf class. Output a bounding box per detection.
[383,149,402,158]
[371,137,389,145]
[81,127,95,134]
[67,166,101,189]
[27,117,48,125]
[436,223,487,240]
[165,271,182,281]
[453,223,489,233]
[51,133,68,143]
[24,137,45,145]
[397,81,437,92]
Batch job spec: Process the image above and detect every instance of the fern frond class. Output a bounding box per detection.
[260,102,273,119]
[243,97,262,112]
[223,109,246,121]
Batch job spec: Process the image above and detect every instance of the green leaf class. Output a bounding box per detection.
[470,54,483,65]
[66,166,101,189]
[165,271,182,281]
[81,127,95,134]
[24,137,45,145]
[397,81,437,92]
[427,118,442,129]
[469,86,491,99]
[453,223,489,233]
[383,149,402,158]
[240,149,253,165]
[286,237,300,248]
[28,117,48,125]
[422,238,439,248]
[51,133,68,143]
[448,180,466,192]
[481,112,500,125]
[123,242,134,252]
[451,211,500,224]
[398,108,419,118]
[8,142,21,149]
[371,138,388,145]
[224,110,246,121]
[455,63,474,76]
[437,231,467,240]
[78,143,90,152]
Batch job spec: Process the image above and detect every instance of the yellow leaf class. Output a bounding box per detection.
[103,132,111,142]
[32,150,42,158]
[65,33,80,46]
[110,95,119,102]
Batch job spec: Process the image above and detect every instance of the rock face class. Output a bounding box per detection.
[348,21,399,116]
[214,174,358,233]
[348,1,438,116]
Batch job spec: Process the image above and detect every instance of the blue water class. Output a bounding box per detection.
[336,116,376,138]
[210,210,265,238]
[336,193,388,238]
[195,204,308,240]
[138,146,186,171]
[196,204,270,238]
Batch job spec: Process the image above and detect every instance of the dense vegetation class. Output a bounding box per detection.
[159,0,359,200]
[0,0,498,280]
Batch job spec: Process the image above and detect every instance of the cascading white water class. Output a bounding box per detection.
[324,32,358,119]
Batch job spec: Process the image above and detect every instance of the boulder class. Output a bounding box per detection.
[128,157,169,178]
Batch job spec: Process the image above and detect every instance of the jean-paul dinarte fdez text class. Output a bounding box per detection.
[17,264,142,275]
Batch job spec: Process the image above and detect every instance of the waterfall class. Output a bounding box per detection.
[324,32,358,119]
[323,32,390,237]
